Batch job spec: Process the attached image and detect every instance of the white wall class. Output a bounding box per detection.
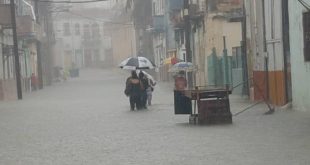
[53,15,111,68]
[264,0,284,71]
[289,0,310,112]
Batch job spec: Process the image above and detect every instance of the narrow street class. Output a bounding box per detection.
[0,69,309,165]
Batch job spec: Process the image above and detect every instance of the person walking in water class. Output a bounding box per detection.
[174,71,187,91]
[146,78,156,106]
[125,71,142,111]
[139,71,148,109]
[31,73,38,91]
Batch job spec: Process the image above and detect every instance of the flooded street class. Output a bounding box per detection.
[0,69,309,165]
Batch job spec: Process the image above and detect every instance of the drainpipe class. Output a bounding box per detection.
[184,0,193,88]
[34,1,43,89]
[241,1,249,95]
[223,36,229,89]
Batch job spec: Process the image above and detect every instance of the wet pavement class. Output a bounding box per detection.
[0,69,309,165]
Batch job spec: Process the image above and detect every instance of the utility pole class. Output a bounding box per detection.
[184,0,193,88]
[34,0,43,89]
[10,0,22,99]
[223,36,229,88]
[184,0,191,63]
[241,1,249,95]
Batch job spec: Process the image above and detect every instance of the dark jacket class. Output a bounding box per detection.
[126,78,142,96]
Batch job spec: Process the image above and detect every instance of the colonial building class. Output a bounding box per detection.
[204,0,243,91]
[126,0,154,64]
[53,8,112,70]
[151,0,168,81]
[245,0,291,106]
[0,0,46,100]
[104,1,136,67]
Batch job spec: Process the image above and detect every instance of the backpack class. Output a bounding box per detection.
[124,81,132,96]
[141,78,149,91]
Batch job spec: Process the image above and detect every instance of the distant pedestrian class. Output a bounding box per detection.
[125,71,142,111]
[146,78,156,106]
[173,70,191,114]
[174,71,187,91]
[31,73,37,91]
[139,71,148,109]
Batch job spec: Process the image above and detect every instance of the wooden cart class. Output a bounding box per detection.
[184,87,232,124]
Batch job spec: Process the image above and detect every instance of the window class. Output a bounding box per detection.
[83,24,90,39]
[94,49,100,61]
[180,30,185,45]
[75,23,80,35]
[63,23,70,36]
[91,23,100,38]
[304,11,310,61]
[152,2,155,16]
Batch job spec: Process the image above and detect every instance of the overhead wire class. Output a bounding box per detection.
[38,0,109,3]
[65,11,133,25]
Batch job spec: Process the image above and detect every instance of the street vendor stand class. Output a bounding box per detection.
[174,87,232,124]
[170,61,232,124]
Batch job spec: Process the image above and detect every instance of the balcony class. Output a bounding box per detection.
[169,0,184,11]
[152,15,165,32]
[0,4,11,25]
[16,15,42,41]
[225,10,243,22]
[82,36,102,47]
[188,4,205,20]
[169,10,185,29]
[216,0,243,12]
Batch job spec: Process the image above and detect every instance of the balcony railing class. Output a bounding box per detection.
[169,10,185,28]
[82,36,102,47]
[169,0,184,11]
[16,15,42,41]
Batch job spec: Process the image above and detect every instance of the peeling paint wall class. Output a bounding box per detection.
[289,0,310,112]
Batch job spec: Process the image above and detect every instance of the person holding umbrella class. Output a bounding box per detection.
[120,56,156,110]
[169,63,194,115]
[146,77,156,106]
[125,71,143,111]
[136,70,156,106]
[138,71,149,109]
[174,71,187,91]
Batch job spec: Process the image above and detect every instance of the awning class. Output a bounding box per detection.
[163,56,181,65]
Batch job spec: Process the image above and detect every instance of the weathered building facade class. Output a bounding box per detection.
[288,0,310,111]
[106,1,136,66]
[53,8,112,71]
[0,0,47,100]
[245,0,292,106]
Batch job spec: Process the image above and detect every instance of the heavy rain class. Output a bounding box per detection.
[0,0,310,164]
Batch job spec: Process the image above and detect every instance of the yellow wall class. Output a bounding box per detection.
[205,14,242,57]
[110,24,136,66]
